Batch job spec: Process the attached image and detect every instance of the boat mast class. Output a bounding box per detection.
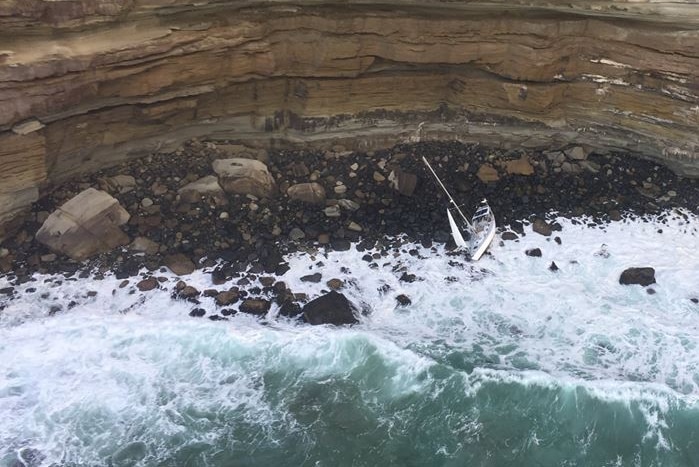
[421,156,473,229]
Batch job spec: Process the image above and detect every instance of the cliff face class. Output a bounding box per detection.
[1,0,698,237]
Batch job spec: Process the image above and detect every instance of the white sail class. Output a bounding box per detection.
[447,209,469,249]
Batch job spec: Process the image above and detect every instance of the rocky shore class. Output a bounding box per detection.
[1,140,697,322]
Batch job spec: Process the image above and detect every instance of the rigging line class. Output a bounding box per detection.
[421,156,473,230]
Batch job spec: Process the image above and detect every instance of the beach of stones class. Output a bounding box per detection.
[1,140,697,323]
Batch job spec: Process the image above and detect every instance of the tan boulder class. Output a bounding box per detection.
[35,188,130,261]
[477,164,500,183]
[287,182,326,204]
[177,175,224,203]
[504,156,534,176]
[129,236,160,255]
[212,158,276,199]
[164,253,196,276]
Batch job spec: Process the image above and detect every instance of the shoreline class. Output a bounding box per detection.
[1,140,698,319]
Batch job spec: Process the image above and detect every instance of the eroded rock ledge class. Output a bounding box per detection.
[1,0,698,238]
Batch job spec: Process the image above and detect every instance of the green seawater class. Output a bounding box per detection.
[2,321,698,467]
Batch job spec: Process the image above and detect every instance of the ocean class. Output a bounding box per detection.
[1,212,698,466]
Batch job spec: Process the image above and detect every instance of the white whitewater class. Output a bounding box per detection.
[1,210,698,465]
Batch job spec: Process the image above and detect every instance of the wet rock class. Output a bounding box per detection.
[13,447,45,467]
[525,248,542,257]
[501,231,519,241]
[213,158,276,198]
[136,277,159,291]
[326,278,343,290]
[0,286,14,296]
[549,261,559,271]
[287,182,326,204]
[189,308,206,317]
[302,291,359,326]
[331,239,352,251]
[395,294,412,306]
[690,298,698,304]
[608,210,622,221]
[36,188,130,261]
[177,175,224,203]
[239,298,270,316]
[619,267,656,286]
[301,272,322,283]
[399,272,416,283]
[164,254,195,275]
[178,285,200,299]
[215,290,240,306]
[279,300,303,318]
[532,218,552,236]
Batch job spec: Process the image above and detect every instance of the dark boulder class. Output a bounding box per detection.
[619,267,656,286]
[301,272,322,283]
[215,290,240,306]
[525,248,542,257]
[501,231,519,241]
[331,239,352,251]
[549,261,559,272]
[302,291,359,326]
[399,272,417,283]
[532,218,552,236]
[278,300,303,318]
[395,294,412,306]
[239,299,271,316]
[136,277,158,291]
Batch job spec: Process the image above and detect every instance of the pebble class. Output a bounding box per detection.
[373,171,386,182]
[347,222,363,232]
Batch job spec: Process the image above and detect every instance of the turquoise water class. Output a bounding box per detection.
[1,214,699,466]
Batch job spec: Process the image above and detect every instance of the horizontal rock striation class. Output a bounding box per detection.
[1,0,698,238]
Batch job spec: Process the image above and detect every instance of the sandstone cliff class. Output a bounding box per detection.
[1,0,698,238]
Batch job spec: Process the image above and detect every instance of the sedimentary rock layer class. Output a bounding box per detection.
[1,1,698,237]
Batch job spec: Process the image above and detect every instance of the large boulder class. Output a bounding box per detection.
[287,182,326,204]
[164,253,196,276]
[177,175,224,203]
[619,267,656,286]
[504,156,534,175]
[35,188,130,261]
[477,164,500,183]
[388,168,418,196]
[302,291,359,326]
[212,158,276,198]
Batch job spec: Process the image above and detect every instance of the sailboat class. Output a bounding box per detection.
[422,156,496,261]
